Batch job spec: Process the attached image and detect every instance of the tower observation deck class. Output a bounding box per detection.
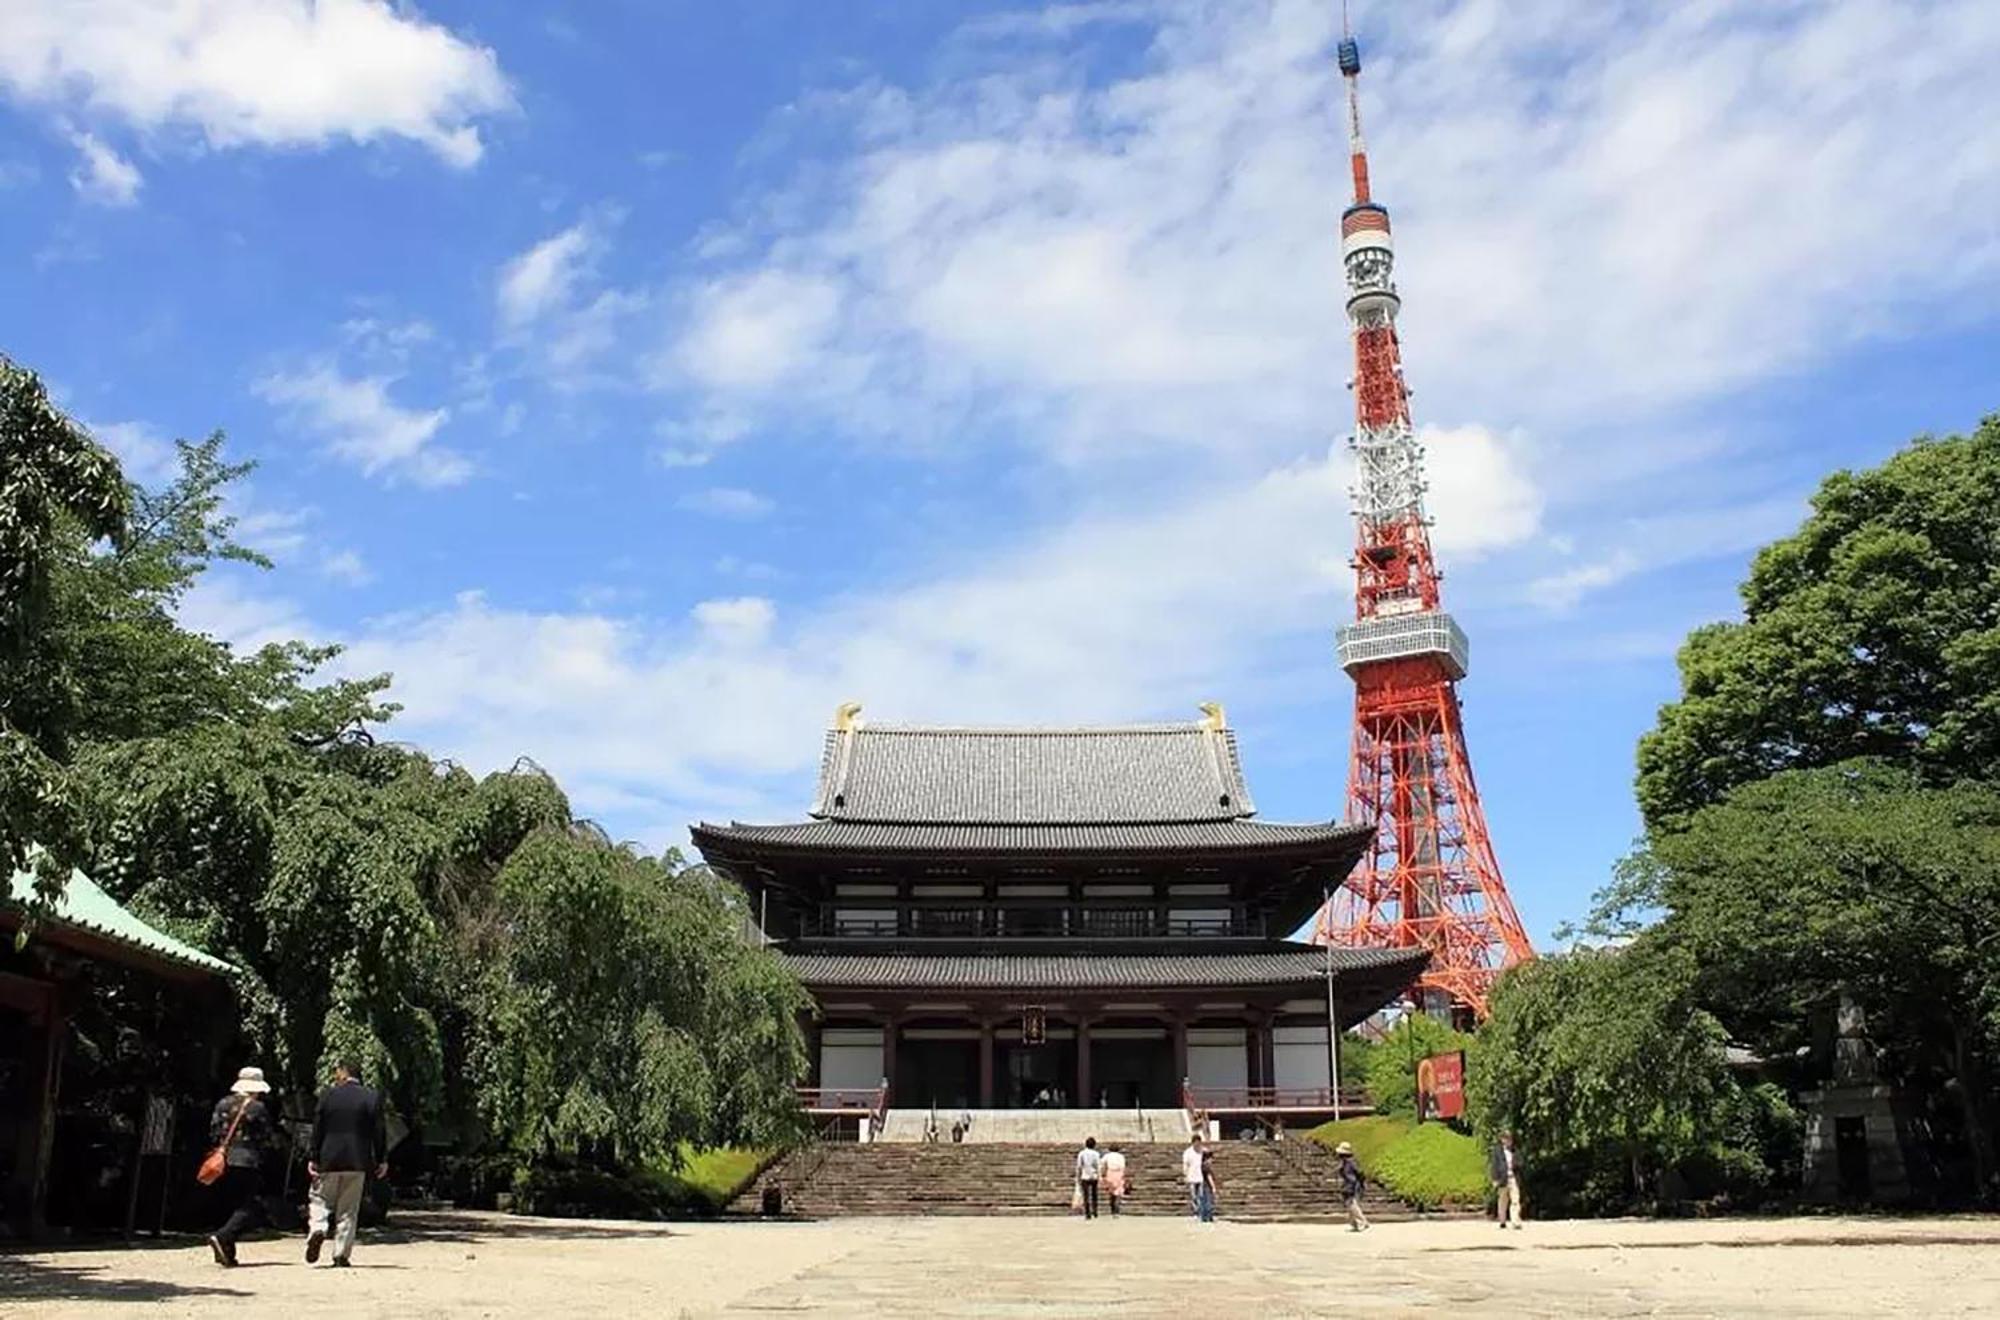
[1315,14,1533,1017]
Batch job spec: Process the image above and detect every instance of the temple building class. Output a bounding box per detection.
[693,705,1427,1113]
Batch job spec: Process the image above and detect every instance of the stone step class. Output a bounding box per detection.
[734,1139,1427,1222]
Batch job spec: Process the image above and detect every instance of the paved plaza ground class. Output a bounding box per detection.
[5,1211,1999,1318]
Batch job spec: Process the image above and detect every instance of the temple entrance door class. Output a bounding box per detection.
[996,1036,1077,1107]
[1091,1026,1175,1108]
[896,1028,979,1110]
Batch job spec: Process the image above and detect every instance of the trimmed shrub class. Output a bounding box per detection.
[1308,1115,1487,1210]
[1370,1122,1488,1209]
[1308,1115,1412,1170]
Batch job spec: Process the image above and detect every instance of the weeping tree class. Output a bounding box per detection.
[5,354,809,1195]
[470,835,809,1167]
[1469,940,1792,1214]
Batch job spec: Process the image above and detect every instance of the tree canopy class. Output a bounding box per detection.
[1,360,808,1194]
[1636,416,2000,827]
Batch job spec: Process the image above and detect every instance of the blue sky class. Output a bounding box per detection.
[4,0,1997,944]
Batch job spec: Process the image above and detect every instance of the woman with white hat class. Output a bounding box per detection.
[1334,1141,1369,1232]
[206,1066,277,1266]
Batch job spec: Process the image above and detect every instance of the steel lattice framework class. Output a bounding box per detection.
[1314,16,1533,1017]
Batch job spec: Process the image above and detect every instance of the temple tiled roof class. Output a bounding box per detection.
[808,720,1255,824]
[783,945,1426,991]
[6,858,234,977]
[695,817,1370,857]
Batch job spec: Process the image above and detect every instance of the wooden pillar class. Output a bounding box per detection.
[803,1014,822,1087]
[882,1012,902,1105]
[978,1019,995,1108]
[1171,1015,1189,1097]
[1076,1016,1093,1108]
[1257,1011,1277,1091]
[6,979,67,1240]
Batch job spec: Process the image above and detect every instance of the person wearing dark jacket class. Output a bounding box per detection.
[207,1066,277,1266]
[305,1059,387,1266]
[1489,1131,1525,1229]
[1334,1140,1370,1232]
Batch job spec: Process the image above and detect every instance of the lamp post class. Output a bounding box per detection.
[1324,884,1342,1121]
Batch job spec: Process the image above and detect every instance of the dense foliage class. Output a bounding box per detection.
[1,357,128,896]
[1307,1115,1485,1209]
[1469,943,1795,1214]
[1364,1012,1475,1118]
[1,359,808,1213]
[1487,417,2000,1212]
[1637,416,2000,827]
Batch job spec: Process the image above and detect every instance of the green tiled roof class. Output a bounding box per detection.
[7,859,234,976]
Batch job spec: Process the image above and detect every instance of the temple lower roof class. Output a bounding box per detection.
[782,944,1427,991]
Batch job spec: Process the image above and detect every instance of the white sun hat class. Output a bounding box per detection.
[230,1066,272,1095]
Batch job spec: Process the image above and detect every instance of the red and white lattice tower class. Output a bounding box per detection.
[1314,16,1533,1018]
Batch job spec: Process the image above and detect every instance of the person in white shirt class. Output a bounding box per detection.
[1074,1137,1102,1219]
[1100,1145,1128,1216]
[1182,1134,1212,1221]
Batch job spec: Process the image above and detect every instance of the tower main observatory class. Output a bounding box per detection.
[1314,20,1533,1018]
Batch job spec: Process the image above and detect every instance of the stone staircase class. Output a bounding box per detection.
[734,1138,1417,1222]
[876,1108,1188,1145]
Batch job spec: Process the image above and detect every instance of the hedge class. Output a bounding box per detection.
[1309,1116,1488,1210]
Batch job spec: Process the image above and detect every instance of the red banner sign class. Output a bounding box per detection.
[1416,1050,1466,1121]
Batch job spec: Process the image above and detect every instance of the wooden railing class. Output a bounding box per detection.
[793,1086,884,1116]
[1182,1084,1374,1116]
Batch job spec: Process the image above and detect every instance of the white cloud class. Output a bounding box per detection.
[0,0,511,167]
[177,574,308,652]
[691,596,776,648]
[498,223,595,327]
[646,0,2000,591]
[257,364,470,487]
[319,548,372,585]
[325,432,1539,836]
[233,504,311,558]
[669,270,842,392]
[1526,552,1640,615]
[89,419,178,482]
[68,131,140,205]
[675,486,775,519]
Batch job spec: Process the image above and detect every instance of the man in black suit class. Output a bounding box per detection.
[305,1059,387,1266]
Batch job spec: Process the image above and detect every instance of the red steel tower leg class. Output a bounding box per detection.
[1315,18,1532,1018]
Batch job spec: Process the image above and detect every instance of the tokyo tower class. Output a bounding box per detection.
[1315,14,1533,1017]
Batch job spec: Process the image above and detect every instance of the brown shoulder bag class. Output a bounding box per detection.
[197,1097,250,1186]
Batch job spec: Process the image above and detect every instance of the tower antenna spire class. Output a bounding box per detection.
[1337,1,1371,204]
[1318,5,1534,1019]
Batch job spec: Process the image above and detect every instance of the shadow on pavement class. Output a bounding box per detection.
[0,1255,251,1304]
[1423,1232,2000,1254]
[373,1209,678,1245]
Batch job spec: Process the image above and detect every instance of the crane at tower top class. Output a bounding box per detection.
[1318,7,1534,1018]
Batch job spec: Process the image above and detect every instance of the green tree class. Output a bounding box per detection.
[1,357,127,893]
[1637,417,2000,827]
[470,836,808,1166]
[3,358,812,1206]
[1365,1012,1474,1117]
[1632,762,2000,1200]
[1469,940,1776,1213]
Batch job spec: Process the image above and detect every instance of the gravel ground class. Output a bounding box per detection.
[5,1210,1999,1317]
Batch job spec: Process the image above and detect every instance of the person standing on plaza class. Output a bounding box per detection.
[1182,1134,1216,1221]
[206,1066,277,1266]
[1100,1143,1128,1216]
[1334,1141,1369,1231]
[1200,1143,1220,1222]
[1074,1136,1102,1219]
[1489,1131,1525,1230]
[305,1059,387,1266]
